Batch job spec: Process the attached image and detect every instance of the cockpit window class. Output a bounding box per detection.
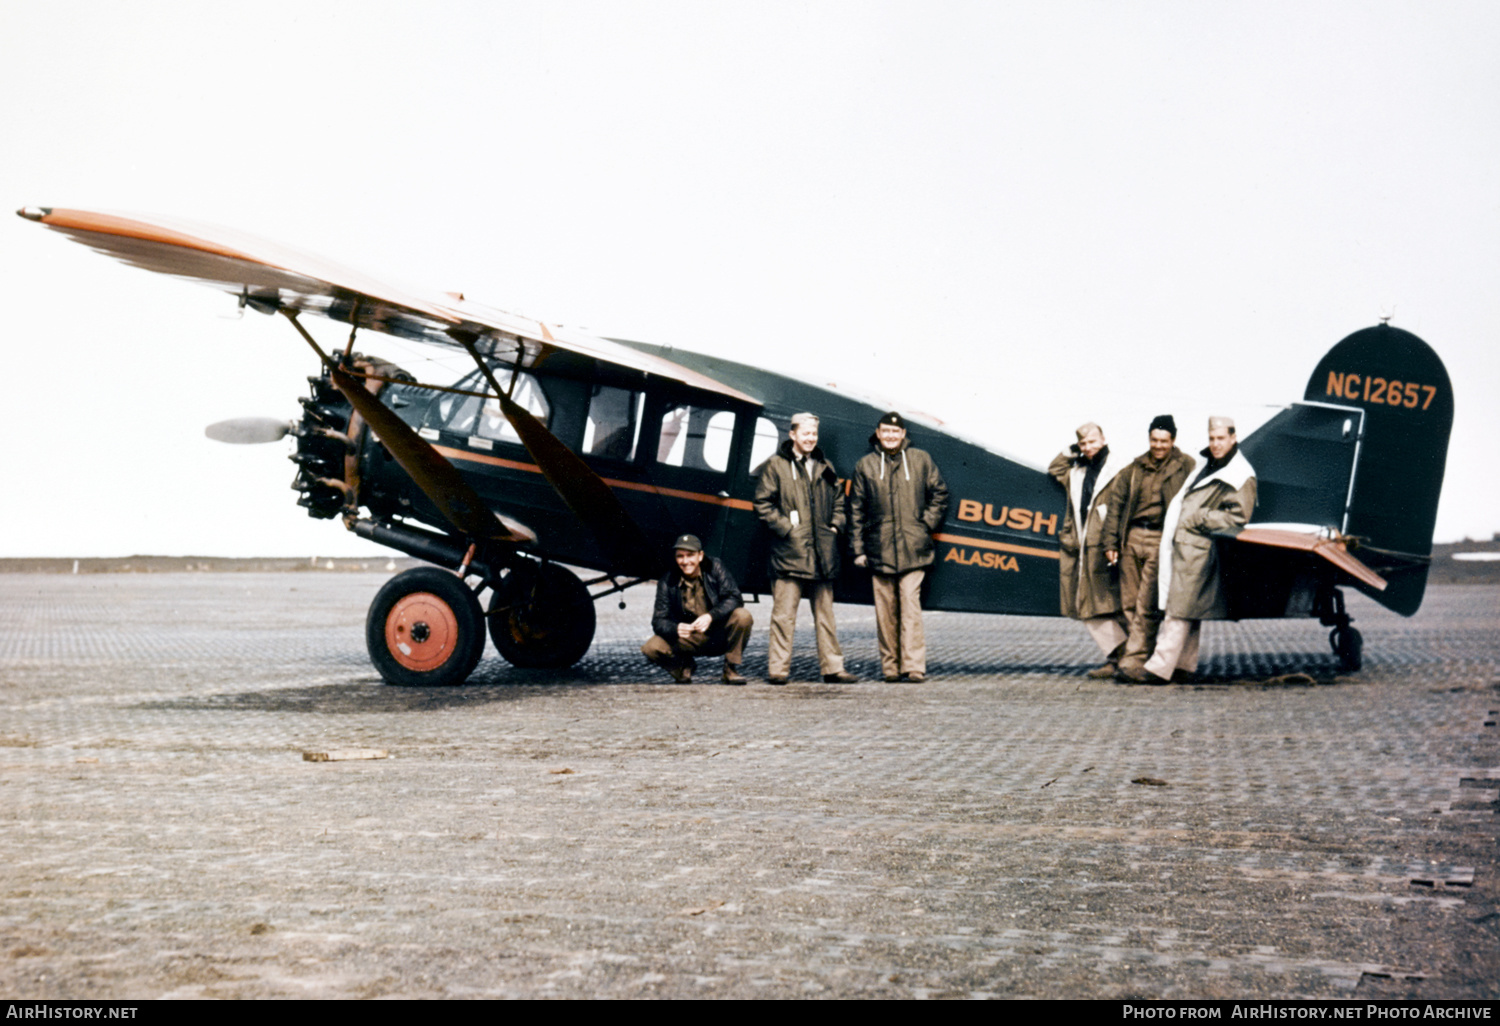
[657,405,735,472]
[583,385,645,461]
[425,371,550,444]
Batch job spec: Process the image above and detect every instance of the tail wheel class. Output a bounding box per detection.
[367,567,485,686]
[1330,626,1363,673]
[488,562,595,669]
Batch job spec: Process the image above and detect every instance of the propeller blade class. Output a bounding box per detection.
[326,365,528,545]
[205,418,293,444]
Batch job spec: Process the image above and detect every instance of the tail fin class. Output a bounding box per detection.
[1305,324,1453,614]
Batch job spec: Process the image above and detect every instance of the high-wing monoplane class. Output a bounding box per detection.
[18,207,1454,685]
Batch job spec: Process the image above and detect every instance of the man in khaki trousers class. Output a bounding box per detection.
[1103,415,1196,679]
[753,413,859,685]
[849,412,949,682]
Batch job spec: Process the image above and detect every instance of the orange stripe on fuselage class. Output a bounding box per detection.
[933,531,1060,561]
[434,444,756,511]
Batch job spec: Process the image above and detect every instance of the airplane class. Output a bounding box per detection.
[17,206,1455,686]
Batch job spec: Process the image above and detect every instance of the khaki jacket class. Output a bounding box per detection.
[753,441,845,581]
[1158,448,1258,620]
[1048,448,1124,620]
[1101,447,1197,553]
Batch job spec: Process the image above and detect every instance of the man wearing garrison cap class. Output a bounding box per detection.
[849,412,949,682]
[1137,416,1257,684]
[1048,422,1129,677]
[1102,415,1196,680]
[754,412,860,684]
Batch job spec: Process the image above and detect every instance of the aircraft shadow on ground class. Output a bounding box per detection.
[139,650,1349,715]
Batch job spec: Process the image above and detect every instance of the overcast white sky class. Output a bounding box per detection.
[2,0,1496,557]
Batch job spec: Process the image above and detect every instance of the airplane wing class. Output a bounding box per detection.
[17,206,756,406]
[1230,526,1387,591]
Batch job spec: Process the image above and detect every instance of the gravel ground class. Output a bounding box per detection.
[1,573,1495,999]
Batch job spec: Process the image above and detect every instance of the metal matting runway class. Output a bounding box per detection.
[1,573,1496,999]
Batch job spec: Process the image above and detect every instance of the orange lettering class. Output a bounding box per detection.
[1326,370,1345,398]
[1346,372,1360,398]
[1007,507,1033,531]
[957,499,982,522]
[983,503,1009,526]
[1031,511,1058,535]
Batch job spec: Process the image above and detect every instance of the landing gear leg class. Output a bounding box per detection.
[1319,587,1363,672]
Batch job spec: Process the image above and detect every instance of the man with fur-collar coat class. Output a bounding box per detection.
[1048,422,1129,678]
[1136,416,1258,683]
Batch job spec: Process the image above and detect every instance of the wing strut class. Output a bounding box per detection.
[450,331,658,578]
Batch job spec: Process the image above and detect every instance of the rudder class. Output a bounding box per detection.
[1305,324,1453,615]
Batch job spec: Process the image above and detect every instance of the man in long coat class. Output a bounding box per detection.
[1048,422,1128,677]
[1103,415,1196,679]
[849,411,949,682]
[1142,416,1258,683]
[753,412,859,684]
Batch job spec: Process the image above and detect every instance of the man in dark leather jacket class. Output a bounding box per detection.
[641,534,753,685]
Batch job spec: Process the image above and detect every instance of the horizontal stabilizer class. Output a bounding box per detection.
[1233,527,1386,591]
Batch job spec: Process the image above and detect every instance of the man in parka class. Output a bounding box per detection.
[1141,416,1258,683]
[849,412,949,682]
[1048,422,1128,678]
[1102,415,1196,680]
[753,412,859,685]
[642,534,753,685]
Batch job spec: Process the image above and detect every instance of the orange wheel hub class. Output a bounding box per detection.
[384,592,458,671]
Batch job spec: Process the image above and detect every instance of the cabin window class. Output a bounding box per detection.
[748,416,781,473]
[427,372,550,444]
[657,405,735,473]
[583,385,645,461]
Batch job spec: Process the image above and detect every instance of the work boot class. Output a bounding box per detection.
[721,664,747,686]
[823,671,860,684]
[1115,665,1152,684]
[1086,662,1118,679]
[668,656,695,684]
[903,671,926,683]
[766,674,789,685]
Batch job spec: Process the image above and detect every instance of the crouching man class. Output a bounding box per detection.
[641,534,753,685]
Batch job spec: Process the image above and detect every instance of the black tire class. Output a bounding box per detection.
[1330,626,1363,673]
[488,562,595,669]
[366,567,486,686]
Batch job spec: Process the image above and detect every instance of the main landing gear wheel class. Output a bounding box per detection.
[489,562,595,669]
[366,567,486,686]
[1330,626,1363,673]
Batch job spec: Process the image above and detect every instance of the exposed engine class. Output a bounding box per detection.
[290,354,414,521]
